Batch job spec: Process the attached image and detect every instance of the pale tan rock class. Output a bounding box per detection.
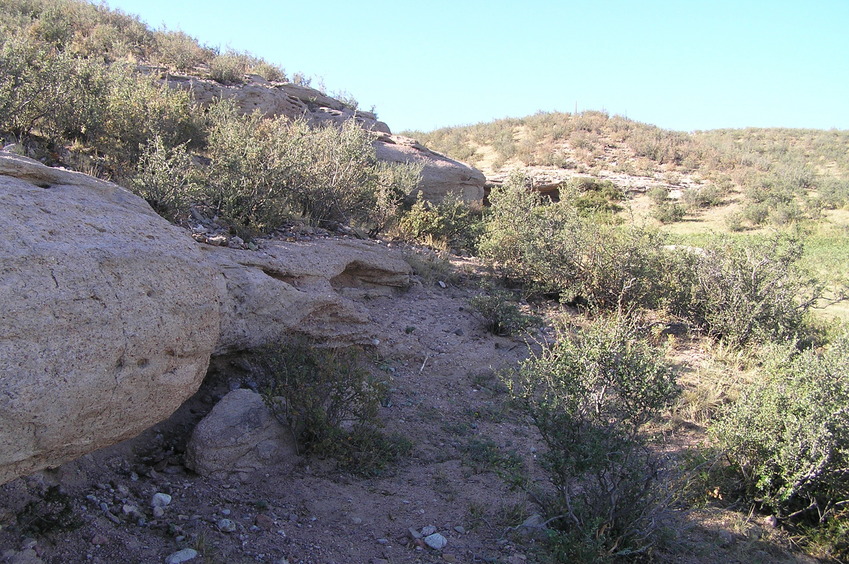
[374,134,486,203]
[0,153,224,485]
[184,389,297,481]
[206,238,412,353]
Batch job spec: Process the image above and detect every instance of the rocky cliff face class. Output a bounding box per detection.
[0,153,413,485]
[162,72,486,203]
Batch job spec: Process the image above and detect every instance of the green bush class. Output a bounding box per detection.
[199,102,418,232]
[209,51,249,83]
[505,316,679,561]
[468,290,535,336]
[257,339,408,476]
[397,193,482,251]
[711,330,849,523]
[480,174,670,309]
[653,202,686,224]
[155,28,211,71]
[131,135,199,219]
[681,234,822,348]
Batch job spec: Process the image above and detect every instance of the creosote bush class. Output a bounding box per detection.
[505,315,679,561]
[397,193,482,252]
[256,339,409,476]
[711,330,849,526]
[468,290,536,336]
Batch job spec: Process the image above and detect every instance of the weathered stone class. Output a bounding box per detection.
[207,238,412,352]
[184,389,297,481]
[423,532,447,550]
[0,153,223,486]
[164,548,198,564]
[374,133,485,203]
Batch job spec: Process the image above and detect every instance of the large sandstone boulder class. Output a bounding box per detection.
[206,238,413,353]
[0,153,224,485]
[185,389,297,481]
[374,133,486,203]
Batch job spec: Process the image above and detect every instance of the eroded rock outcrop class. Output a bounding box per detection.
[374,133,486,203]
[163,73,486,203]
[0,153,224,485]
[0,153,414,485]
[207,238,412,353]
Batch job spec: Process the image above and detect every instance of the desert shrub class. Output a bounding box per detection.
[481,173,671,309]
[131,135,199,219]
[257,339,408,476]
[468,290,535,336]
[681,185,723,209]
[562,177,624,218]
[209,51,249,83]
[154,28,211,70]
[711,329,849,525]
[97,64,201,171]
[742,201,770,226]
[653,202,686,224]
[647,185,670,206]
[0,35,77,138]
[397,193,482,251]
[200,102,418,232]
[250,60,287,82]
[505,315,679,561]
[680,234,823,348]
[818,178,849,210]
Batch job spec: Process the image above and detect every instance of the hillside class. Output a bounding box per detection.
[2,2,849,564]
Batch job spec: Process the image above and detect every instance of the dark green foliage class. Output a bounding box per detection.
[256,339,408,476]
[17,486,81,535]
[480,173,671,309]
[678,234,823,348]
[468,290,536,336]
[505,316,679,561]
[397,193,482,251]
[711,331,849,523]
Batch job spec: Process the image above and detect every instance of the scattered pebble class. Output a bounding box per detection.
[164,548,198,564]
[420,525,437,536]
[152,493,172,508]
[424,532,447,550]
[217,518,237,533]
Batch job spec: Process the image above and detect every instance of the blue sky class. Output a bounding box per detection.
[104,0,849,133]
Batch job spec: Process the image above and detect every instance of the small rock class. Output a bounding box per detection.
[453,525,466,534]
[153,506,165,519]
[217,518,237,533]
[207,234,228,246]
[152,493,172,508]
[350,516,363,525]
[376,538,390,545]
[442,555,458,563]
[255,514,274,530]
[437,281,447,289]
[228,236,244,249]
[116,484,130,497]
[408,527,422,539]
[90,534,108,546]
[764,515,778,528]
[221,508,231,516]
[164,548,198,564]
[420,525,437,536]
[424,532,447,550]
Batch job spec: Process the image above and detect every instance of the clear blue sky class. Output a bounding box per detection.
[104,0,849,133]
